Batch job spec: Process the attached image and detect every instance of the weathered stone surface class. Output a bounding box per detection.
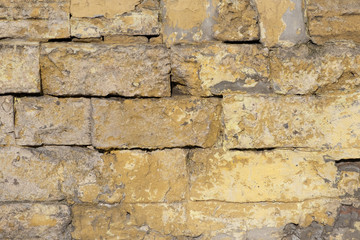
[189,149,357,202]
[223,93,360,149]
[0,204,71,240]
[254,0,308,47]
[92,97,221,149]
[171,43,270,96]
[270,43,360,95]
[0,42,40,94]
[0,96,14,145]
[213,0,259,42]
[72,203,187,239]
[0,0,69,39]
[70,0,159,38]
[307,0,360,44]
[15,96,91,146]
[41,43,170,97]
[104,35,149,44]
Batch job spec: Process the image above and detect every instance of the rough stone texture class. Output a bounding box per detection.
[254,0,308,47]
[307,0,360,44]
[0,96,14,145]
[92,97,221,149]
[41,43,170,97]
[171,43,270,96]
[0,204,71,240]
[0,0,69,39]
[189,149,359,202]
[270,43,360,95]
[0,42,40,94]
[70,0,159,38]
[15,96,91,146]
[223,93,360,150]
[213,0,259,42]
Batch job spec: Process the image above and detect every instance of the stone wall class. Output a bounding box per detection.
[1,0,360,239]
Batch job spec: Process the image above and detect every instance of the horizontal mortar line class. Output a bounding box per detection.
[0,200,68,205]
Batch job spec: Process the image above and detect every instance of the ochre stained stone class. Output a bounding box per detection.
[307,0,360,44]
[189,149,357,202]
[270,43,360,95]
[70,0,159,38]
[0,42,40,94]
[41,43,170,97]
[0,96,14,145]
[0,0,69,39]
[15,96,91,146]
[0,204,71,240]
[223,93,360,149]
[171,43,270,96]
[91,97,221,149]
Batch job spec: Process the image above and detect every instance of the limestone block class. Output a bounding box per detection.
[0,96,14,145]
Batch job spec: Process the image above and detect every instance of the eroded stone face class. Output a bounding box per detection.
[0,204,71,240]
[0,42,40,94]
[189,149,358,202]
[0,96,14,145]
[270,43,360,95]
[254,0,308,47]
[92,97,221,149]
[171,43,270,96]
[15,96,91,146]
[41,43,170,97]
[0,0,70,39]
[307,0,360,44]
[223,93,360,150]
[70,0,159,38]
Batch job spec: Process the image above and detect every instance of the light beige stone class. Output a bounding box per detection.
[0,204,71,240]
[0,96,14,145]
[171,43,270,96]
[270,43,360,94]
[307,0,360,44]
[0,42,40,94]
[223,93,360,149]
[92,97,221,149]
[104,35,149,44]
[15,96,91,146]
[189,149,349,202]
[41,43,170,97]
[0,0,69,39]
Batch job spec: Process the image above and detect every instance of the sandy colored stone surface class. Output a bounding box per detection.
[0,0,69,39]
[189,149,359,202]
[0,42,40,94]
[70,0,159,38]
[171,43,270,96]
[0,204,71,240]
[41,43,170,97]
[104,35,149,44]
[307,0,360,44]
[254,0,308,47]
[92,97,221,149]
[213,0,259,42]
[270,43,360,95]
[15,96,91,146]
[0,96,14,145]
[223,93,360,149]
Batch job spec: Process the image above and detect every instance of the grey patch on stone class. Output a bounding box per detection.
[246,227,283,240]
[279,0,308,44]
[211,77,273,95]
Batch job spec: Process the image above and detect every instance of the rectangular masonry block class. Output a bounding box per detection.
[41,43,170,97]
[189,149,346,203]
[0,0,70,39]
[223,93,360,150]
[0,96,14,145]
[0,42,40,94]
[0,204,71,240]
[270,43,360,95]
[171,43,270,96]
[307,0,360,44]
[92,97,221,149]
[70,0,159,38]
[15,96,91,146]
